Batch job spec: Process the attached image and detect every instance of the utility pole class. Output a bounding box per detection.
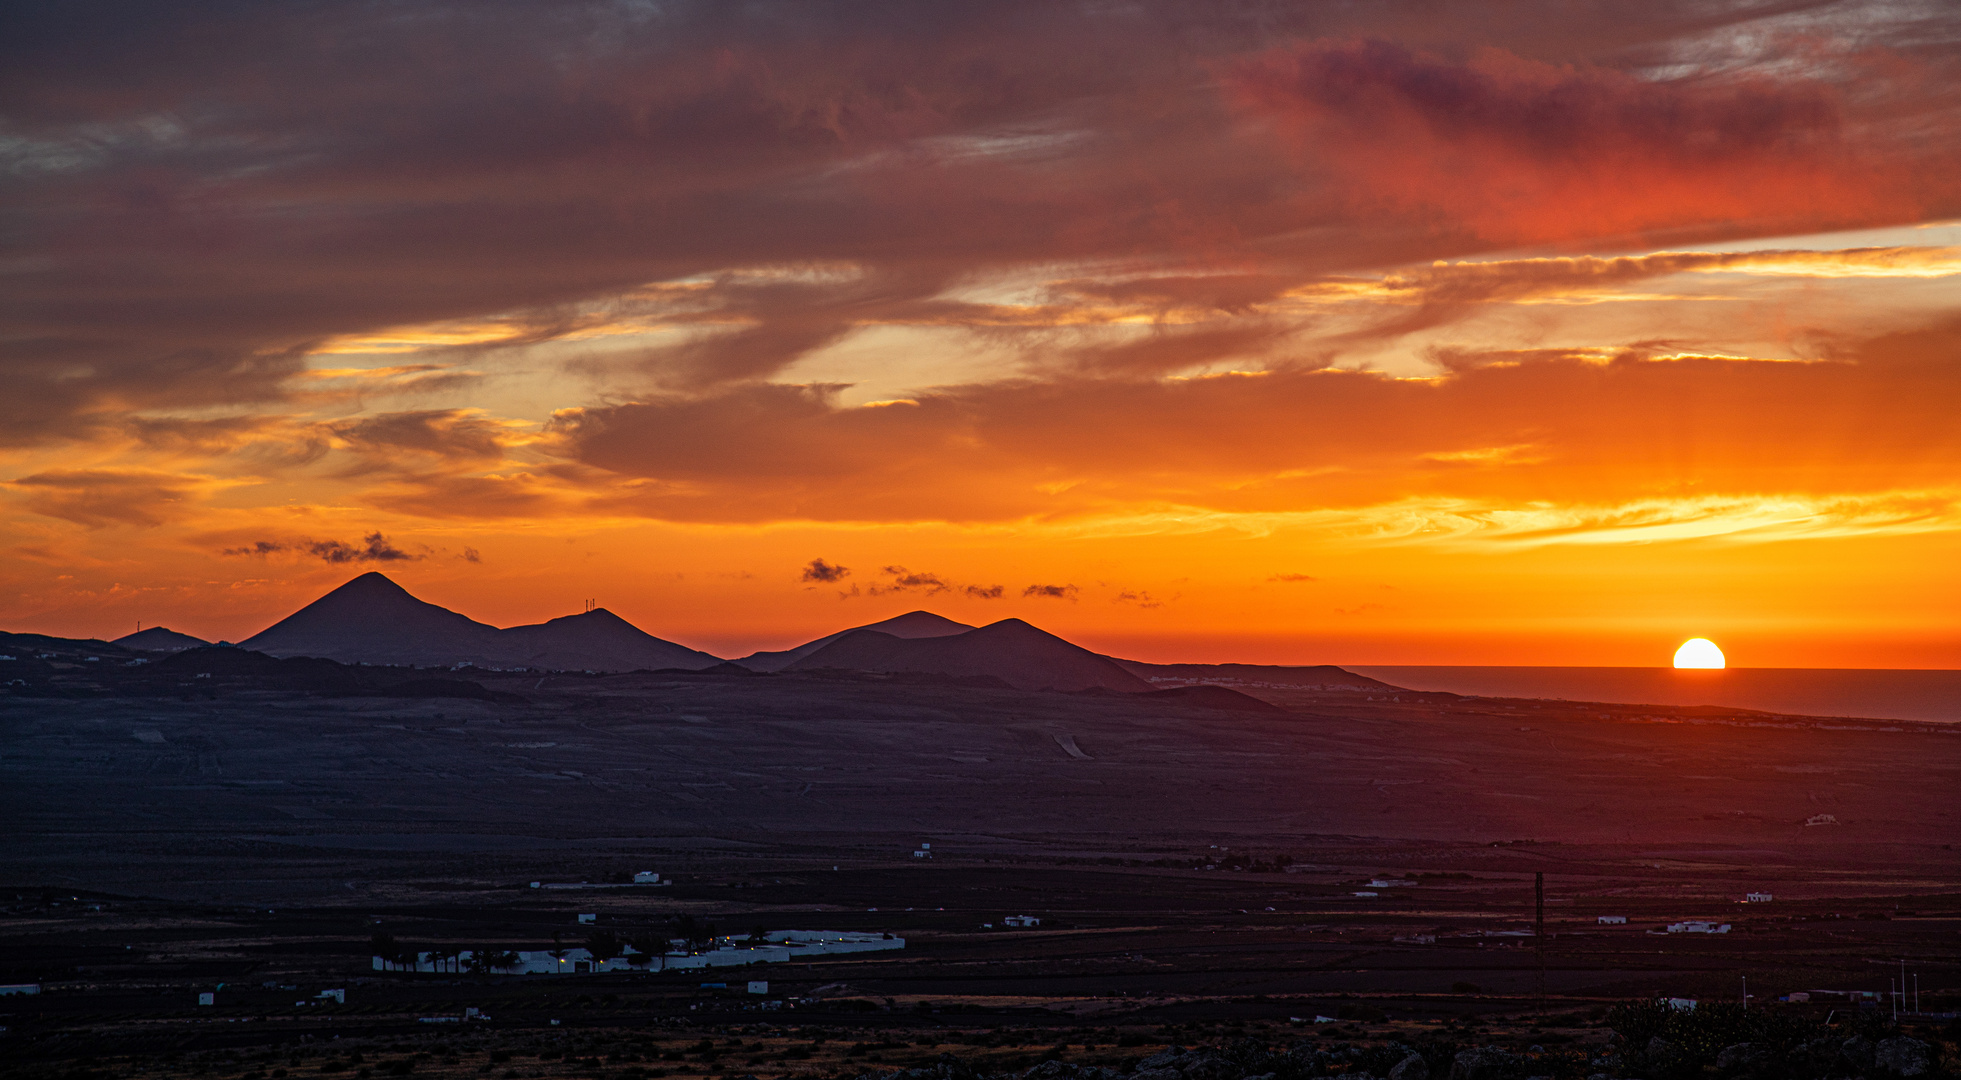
[1741,975,1748,1009]
[1536,872,1546,1004]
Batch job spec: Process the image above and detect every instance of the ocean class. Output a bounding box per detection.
[1344,666,1961,724]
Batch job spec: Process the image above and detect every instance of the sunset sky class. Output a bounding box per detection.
[4,0,1960,666]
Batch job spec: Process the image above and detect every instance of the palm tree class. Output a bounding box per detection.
[371,932,398,971]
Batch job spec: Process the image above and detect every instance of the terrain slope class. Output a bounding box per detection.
[239,572,719,671]
[735,610,975,672]
[787,618,1153,692]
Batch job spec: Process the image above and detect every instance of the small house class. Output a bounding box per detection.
[1003,915,1041,927]
[1597,915,1628,925]
[1745,892,1773,903]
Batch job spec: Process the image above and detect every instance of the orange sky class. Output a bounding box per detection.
[4,2,1960,666]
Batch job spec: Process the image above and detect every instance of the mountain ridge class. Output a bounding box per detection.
[115,626,211,653]
[786,618,1153,693]
[239,572,720,671]
[734,610,976,672]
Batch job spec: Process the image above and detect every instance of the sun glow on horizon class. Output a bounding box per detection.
[1673,637,1727,669]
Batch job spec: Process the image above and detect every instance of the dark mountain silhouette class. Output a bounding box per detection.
[1111,659,1398,692]
[786,618,1151,692]
[734,610,975,672]
[494,608,721,671]
[240,572,720,671]
[241,572,501,665]
[0,630,135,662]
[114,626,210,652]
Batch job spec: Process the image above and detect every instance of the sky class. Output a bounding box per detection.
[4,0,1960,666]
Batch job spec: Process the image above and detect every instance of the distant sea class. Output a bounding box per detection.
[1345,666,1961,724]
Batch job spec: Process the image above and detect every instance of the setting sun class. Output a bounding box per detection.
[1673,638,1727,669]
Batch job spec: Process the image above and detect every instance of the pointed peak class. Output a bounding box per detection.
[330,571,412,595]
[981,617,1039,631]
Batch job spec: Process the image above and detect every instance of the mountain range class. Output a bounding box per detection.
[233,572,722,671]
[86,571,1394,696]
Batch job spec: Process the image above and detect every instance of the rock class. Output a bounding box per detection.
[1388,1053,1429,1080]
[1874,1036,1933,1077]
[1644,1036,1675,1060]
[1841,1035,1877,1071]
[1136,1051,1185,1071]
[896,1056,987,1080]
[1174,1053,1239,1080]
[1023,1066,1119,1080]
[1449,1046,1522,1080]
[1715,1042,1771,1072]
[1131,1070,1183,1080]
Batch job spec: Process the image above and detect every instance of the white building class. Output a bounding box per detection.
[633,871,668,885]
[1352,891,1378,898]
[1666,921,1731,934]
[1745,892,1773,903]
[1002,915,1041,928]
[1597,915,1628,925]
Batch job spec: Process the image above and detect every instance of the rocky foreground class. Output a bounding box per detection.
[850,1030,1944,1080]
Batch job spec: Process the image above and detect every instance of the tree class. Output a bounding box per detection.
[371,932,399,971]
[670,915,716,954]
[547,933,570,971]
[474,947,521,974]
[586,929,624,966]
[626,934,664,968]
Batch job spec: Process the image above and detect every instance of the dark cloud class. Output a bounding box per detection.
[224,531,421,563]
[329,410,510,471]
[7,0,1954,446]
[1227,37,1943,242]
[1268,573,1317,582]
[801,557,850,583]
[873,566,949,595]
[1022,584,1079,600]
[850,565,1006,599]
[1113,589,1161,608]
[5,468,203,527]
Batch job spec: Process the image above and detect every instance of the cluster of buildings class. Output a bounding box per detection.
[372,930,902,975]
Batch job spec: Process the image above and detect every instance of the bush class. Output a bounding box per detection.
[1607,998,1823,1078]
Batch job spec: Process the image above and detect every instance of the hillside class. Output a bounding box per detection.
[787,618,1152,692]
[735,610,975,672]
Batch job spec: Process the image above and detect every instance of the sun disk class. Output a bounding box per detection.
[1673,638,1726,669]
